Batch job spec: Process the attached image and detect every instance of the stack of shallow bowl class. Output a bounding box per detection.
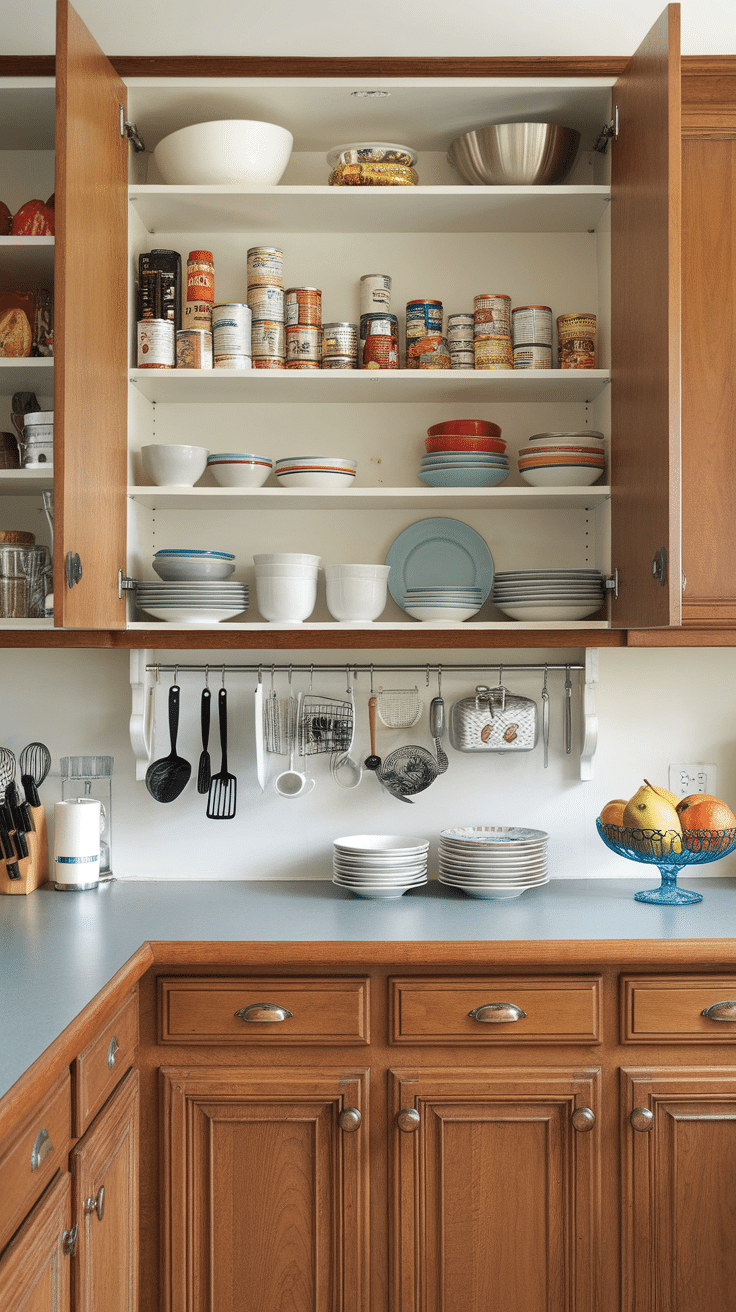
[438,826,549,899]
[207,452,272,487]
[404,586,483,622]
[422,418,508,486]
[327,142,418,186]
[253,551,320,623]
[137,549,248,622]
[274,456,357,488]
[332,834,429,899]
[492,568,606,621]
[518,430,605,486]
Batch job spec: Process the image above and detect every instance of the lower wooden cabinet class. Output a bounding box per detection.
[0,1173,72,1312]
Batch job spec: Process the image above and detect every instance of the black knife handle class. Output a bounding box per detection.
[0,823,14,861]
[11,828,28,860]
[6,861,20,880]
[21,772,40,809]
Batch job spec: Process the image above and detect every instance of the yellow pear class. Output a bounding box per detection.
[623,781,682,853]
[643,778,681,808]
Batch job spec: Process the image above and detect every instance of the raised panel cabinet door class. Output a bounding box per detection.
[160,1066,369,1312]
[610,4,682,628]
[621,1066,736,1312]
[55,0,128,629]
[70,1068,139,1312]
[390,1066,601,1312]
[0,1172,72,1312]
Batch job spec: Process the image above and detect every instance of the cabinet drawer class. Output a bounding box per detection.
[0,1069,72,1253]
[73,988,138,1135]
[390,976,601,1044]
[622,975,736,1042]
[158,976,370,1045]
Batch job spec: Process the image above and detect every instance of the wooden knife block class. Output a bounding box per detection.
[0,805,49,895]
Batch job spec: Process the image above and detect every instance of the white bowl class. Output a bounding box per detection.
[405,604,480,622]
[255,573,317,622]
[275,456,357,470]
[253,552,320,566]
[207,454,273,488]
[324,563,391,579]
[254,563,319,578]
[153,119,293,185]
[141,444,209,487]
[152,556,235,581]
[275,470,356,489]
[324,572,389,622]
[518,464,605,487]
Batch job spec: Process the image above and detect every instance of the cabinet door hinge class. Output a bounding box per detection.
[120,106,145,152]
[593,106,619,153]
[604,569,619,601]
[118,570,137,600]
[65,552,82,589]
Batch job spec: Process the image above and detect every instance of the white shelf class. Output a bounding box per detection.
[0,237,54,286]
[128,484,611,511]
[0,619,53,630]
[129,184,610,236]
[127,619,610,632]
[129,367,610,404]
[0,358,54,393]
[0,469,53,494]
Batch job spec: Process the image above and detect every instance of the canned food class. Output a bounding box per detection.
[252,357,285,370]
[285,287,322,328]
[251,321,285,359]
[183,300,212,330]
[474,293,511,334]
[247,285,284,322]
[407,335,446,369]
[450,351,476,369]
[286,324,322,364]
[360,312,399,338]
[187,251,214,307]
[247,246,283,288]
[363,334,399,369]
[321,355,356,370]
[406,299,443,339]
[322,322,358,363]
[512,344,552,370]
[512,305,553,346]
[474,336,513,369]
[176,329,213,369]
[359,274,392,316]
[285,360,322,370]
[212,304,252,358]
[138,250,181,325]
[447,321,475,343]
[214,355,252,370]
[557,313,597,368]
[418,338,451,369]
[137,319,175,368]
[447,313,474,329]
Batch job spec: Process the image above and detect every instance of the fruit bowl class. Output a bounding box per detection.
[596,818,736,904]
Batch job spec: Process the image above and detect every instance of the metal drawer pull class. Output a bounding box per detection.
[31,1127,53,1171]
[571,1106,596,1132]
[701,1000,736,1022]
[630,1107,654,1132]
[84,1185,105,1222]
[107,1035,120,1069]
[234,1003,293,1023]
[468,1002,527,1023]
[397,1108,421,1132]
[339,1107,362,1132]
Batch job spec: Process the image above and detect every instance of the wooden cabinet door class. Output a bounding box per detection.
[610,4,682,628]
[160,1065,369,1312]
[54,0,128,629]
[622,1066,736,1312]
[390,1066,600,1312]
[69,1067,139,1312]
[0,1172,71,1312]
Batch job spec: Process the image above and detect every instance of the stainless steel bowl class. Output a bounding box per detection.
[448,122,581,186]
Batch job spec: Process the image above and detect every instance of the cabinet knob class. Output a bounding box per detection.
[30,1127,53,1171]
[234,1003,293,1023]
[397,1107,421,1133]
[107,1035,120,1069]
[84,1185,105,1222]
[468,1002,527,1024]
[630,1106,654,1132]
[701,1000,736,1022]
[338,1107,362,1133]
[571,1106,596,1132]
[62,1225,78,1257]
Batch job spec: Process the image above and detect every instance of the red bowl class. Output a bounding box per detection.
[427,419,502,439]
[425,434,506,454]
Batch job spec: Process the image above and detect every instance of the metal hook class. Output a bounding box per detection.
[345,665,351,694]
[221,665,226,686]
[154,663,160,684]
[205,664,210,689]
[370,664,374,694]
[288,665,293,687]
[257,664,262,686]
[438,665,442,695]
[426,664,430,687]
[174,664,179,686]
[270,665,275,692]
[309,664,314,691]
[498,664,503,686]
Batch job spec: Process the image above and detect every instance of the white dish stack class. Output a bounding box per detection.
[332,834,429,899]
[438,825,549,898]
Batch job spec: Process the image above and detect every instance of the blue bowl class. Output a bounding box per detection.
[418,467,510,487]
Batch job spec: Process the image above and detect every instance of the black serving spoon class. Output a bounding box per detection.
[145,684,191,803]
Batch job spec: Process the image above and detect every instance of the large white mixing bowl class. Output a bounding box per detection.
[153,120,293,186]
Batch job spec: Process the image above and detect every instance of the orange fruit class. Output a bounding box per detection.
[599,799,627,826]
[676,794,736,835]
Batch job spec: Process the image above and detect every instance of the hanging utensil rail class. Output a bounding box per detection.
[144,661,585,676]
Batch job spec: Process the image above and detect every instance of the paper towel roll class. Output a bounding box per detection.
[54,798,101,890]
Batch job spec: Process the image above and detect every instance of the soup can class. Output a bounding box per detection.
[474,336,513,369]
[474,293,511,335]
[176,329,213,369]
[286,324,322,365]
[183,300,212,331]
[406,299,443,339]
[252,357,285,370]
[247,285,284,322]
[212,303,252,358]
[450,349,475,369]
[557,313,597,368]
[214,354,252,370]
[186,250,214,305]
[447,314,475,343]
[285,287,322,328]
[513,344,552,370]
[321,355,355,370]
[137,318,175,368]
[322,322,358,365]
[360,313,399,368]
[418,337,451,369]
[247,246,284,288]
[407,335,448,369]
[360,274,392,315]
[251,321,285,360]
[363,334,399,369]
[512,305,553,346]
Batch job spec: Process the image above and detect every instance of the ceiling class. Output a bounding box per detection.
[2,0,736,58]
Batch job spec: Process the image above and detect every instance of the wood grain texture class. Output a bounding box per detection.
[0,627,627,650]
[389,974,601,1043]
[158,975,369,1044]
[0,1071,71,1254]
[622,974,736,1043]
[610,5,681,629]
[0,805,48,895]
[54,2,127,629]
[72,988,138,1134]
[0,1171,72,1312]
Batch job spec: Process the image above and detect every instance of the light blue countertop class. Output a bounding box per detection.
[2,877,736,1105]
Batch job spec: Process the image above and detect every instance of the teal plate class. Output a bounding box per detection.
[386,517,494,609]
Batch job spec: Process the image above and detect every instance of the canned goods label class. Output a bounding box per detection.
[187,251,214,304]
[285,288,322,328]
[214,355,252,370]
[247,247,284,287]
[360,274,392,315]
[406,299,443,339]
[212,303,251,326]
[512,344,552,370]
[451,354,476,369]
[183,301,212,330]
[362,334,398,369]
[214,326,252,355]
[322,355,356,370]
[512,305,553,346]
[251,321,285,356]
[474,336,512,367]
[176,329,213,369]
[407,334,445,368]
[322,322,358,357]
[247,285,284,322]
[361,314,398,338]
[137,319,175,368]
[285,324,322,362]
[447,324,474,342]
[557,313,597,368]
[286,360,321,370]
[252,357,285,369]
[447,313,474,327]
[474,294,511,331]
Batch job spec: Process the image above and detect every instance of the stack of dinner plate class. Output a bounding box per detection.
[332,834,429,899]
[135,579,249,623]
[492,568,606,621]
[439,826,549,899]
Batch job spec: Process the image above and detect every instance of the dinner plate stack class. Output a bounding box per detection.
[492,568,606,621]
[332,834,429,899]
[439,826,549,898]
[135,580,249,623]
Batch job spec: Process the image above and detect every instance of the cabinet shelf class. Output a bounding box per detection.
[0,236,54,285]
[127,619,609,633]
[129,484,611,511]
[0,358,53,392]
[128,184,611,236]
[0,469,53,494]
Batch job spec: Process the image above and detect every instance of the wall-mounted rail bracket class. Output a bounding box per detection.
[129,649,156,781]
[120,107,145,152]
[580,648,599,782]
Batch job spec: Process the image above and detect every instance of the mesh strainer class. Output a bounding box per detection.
[376,685,423,728]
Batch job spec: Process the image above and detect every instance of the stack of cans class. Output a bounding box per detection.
[285,287,322,369]
[406,298,444,369]
[212,303,251,370]
[322,322,358,369]
[474,293,512,369]
[359,274,397,369]
[247,247,285,369]
[512,305,553,370]
[447,313,475,369]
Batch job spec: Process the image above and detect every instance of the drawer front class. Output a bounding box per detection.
[73,988,139,1135]
[623,975,736,1042]
[158,976,370,1045]
[390,976,601,1044]
[0,1069,72,1252]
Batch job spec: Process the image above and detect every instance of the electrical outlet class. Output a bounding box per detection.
[668,763,717,798]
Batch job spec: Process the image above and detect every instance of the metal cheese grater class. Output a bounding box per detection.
[449,685,538,752]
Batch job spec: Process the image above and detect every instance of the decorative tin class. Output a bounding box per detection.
[247,285,284,322]
[321,355,355,370]
[286,324,322,364]
[406,299,443,339]
[557,313,597,368]
[407,335,447,369]
[360,274,392,315]
[176,329,213,369]
[137,319,175,368]
[474,293,511,335]
[512,305,553,345]
[447,315,475,342]
[212,303,252,360]
[285,287,322,328]
[513,344,552,369]
[474,336,513,369]
[360,313,399,366]
[247,246,284,288]
[252,357,285,370]
[186,250,214,306]
[322,321,358,365]
[251,320,285,360]
[450,350,475,369]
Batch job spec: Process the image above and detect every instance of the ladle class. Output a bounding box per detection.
[145,683,191,803]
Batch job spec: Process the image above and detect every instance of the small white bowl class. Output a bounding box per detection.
[254,563,319,578]
[405,604,480,622]
[276,469,356,488]
[152,556,235,581]
[323,563,391,579]
[255,573,317,623]
[141,444,209,487]
[253,553,321,566]
[324,571,389,622]
[518,464,605,487]
[207,454,272,488]
[275,455,357,469]
[153,119,293,186]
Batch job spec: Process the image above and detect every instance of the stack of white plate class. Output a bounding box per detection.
[332,834,429,899]
[135,580,249,623]
[404,585,482,622]
[492,568,606,621]
[439,826,549,899]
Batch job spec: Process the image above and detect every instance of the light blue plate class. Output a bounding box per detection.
[386,517,494,610]
[154,549,235,559]
[418,467,509,487]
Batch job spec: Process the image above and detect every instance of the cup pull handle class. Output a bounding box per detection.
[468,1002,527,1023]
[107,1036,120,1069]
[234,1003,293,1023]
[701,1000,736,1022]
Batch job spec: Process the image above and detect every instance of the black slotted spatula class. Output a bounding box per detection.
[207,687,237,819]
[145,684,191,803]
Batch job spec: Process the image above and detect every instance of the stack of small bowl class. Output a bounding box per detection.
[136,549,248,623]
[253,552,320,623]
[420,419,508,486]
[332,834,429,899]
[207,452,273,487]
[323,563,390,623]
[404,586,483,622]
[517,430,606,486]
[274,456,357,488]
[438,826,549,899]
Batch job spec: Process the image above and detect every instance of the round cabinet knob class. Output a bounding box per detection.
[397,1108,421,1133]
[571,1106,596,1133]
[630,1106,654,1132]
[338,1107,361,1133]
[468,1002,527,1024]
[234,1003,293,1023]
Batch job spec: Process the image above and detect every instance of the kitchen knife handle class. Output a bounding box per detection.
[11,827,28,860]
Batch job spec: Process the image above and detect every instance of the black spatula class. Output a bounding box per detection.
[206,687,237,819]
[196,687,212,794]
[145,685,191,803]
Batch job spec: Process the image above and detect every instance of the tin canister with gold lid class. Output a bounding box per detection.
[474,336,513,369]
[406,299,443,340]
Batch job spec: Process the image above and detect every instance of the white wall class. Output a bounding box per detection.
[2,643,735,884]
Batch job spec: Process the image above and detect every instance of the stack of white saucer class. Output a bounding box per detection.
[439,826,549,899]
[332,834,429,899]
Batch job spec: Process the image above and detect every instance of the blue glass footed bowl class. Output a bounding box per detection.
[596,818,736,905]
